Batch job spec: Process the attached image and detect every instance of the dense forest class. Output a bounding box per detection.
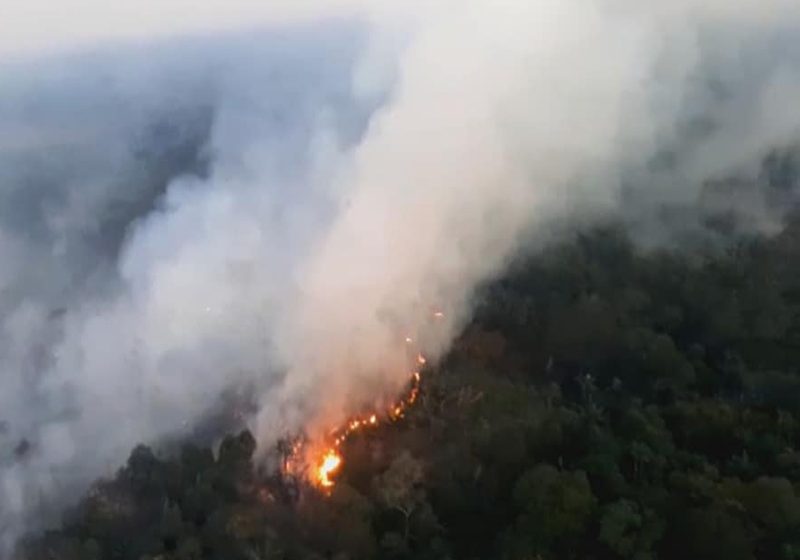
[16,217,800,560]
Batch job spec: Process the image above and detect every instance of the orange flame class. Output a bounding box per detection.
[315,449,342,488]
[285,329,432,493]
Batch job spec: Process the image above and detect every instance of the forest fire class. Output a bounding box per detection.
[283,312,439,494]
[303,363,424,492]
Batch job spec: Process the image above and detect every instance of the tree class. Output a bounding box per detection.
[663,504,754,560]
[375,451,426,544]
[599,499,663,560]
[511,464,596,556]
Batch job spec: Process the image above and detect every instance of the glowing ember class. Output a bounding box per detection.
[315,449,342,488]
[283,326,433,494]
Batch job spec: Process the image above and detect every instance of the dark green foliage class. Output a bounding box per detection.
[16,219,800,559]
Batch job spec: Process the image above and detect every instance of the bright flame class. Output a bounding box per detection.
[283,323,435,494]
[316,449,342,489]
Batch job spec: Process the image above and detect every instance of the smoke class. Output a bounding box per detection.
[0,20,381,548]
[2,0,800,553]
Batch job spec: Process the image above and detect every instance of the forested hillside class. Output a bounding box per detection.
[17,218,800,560]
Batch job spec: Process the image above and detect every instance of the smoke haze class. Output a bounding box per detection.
[2,0,800,552]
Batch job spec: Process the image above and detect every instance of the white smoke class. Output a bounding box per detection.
[2,0,800,553]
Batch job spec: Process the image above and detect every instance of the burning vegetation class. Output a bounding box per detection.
[291,366,422,493]
[281,314,438,494]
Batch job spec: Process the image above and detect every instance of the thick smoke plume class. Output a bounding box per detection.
[2,0,800,552]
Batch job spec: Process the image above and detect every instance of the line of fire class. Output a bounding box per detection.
[258,309,445,504]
